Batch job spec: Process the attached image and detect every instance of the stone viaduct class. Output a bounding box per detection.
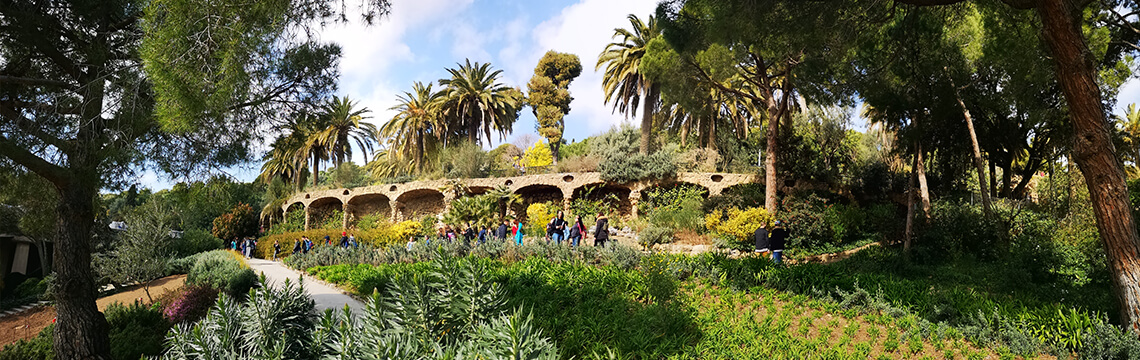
[279,172,758,230]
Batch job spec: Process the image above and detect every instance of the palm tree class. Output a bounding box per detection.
[259,114,321,191]
[1118,104,1140,178]
[382,82,444,173]
[314,96,378,168]
[597,14,660,155]
[439,60,523,146]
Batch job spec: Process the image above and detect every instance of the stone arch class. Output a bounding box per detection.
[308,197,343,229]
[571,184,633,218]
[467,186,492,196]
[347,193,391,227]
[511,184,563,219]
[396,188,446,220]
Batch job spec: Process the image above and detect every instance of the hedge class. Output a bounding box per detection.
[255,220,421,259]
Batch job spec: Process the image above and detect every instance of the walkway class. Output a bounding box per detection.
[246,258,365,315]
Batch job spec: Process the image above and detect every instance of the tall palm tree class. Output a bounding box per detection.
[1118,104,1140,178]
[314,96,378,169]
[259,114,321,190]
[439,60,523,146]
[598,14,660,155]
[382,82,444,173]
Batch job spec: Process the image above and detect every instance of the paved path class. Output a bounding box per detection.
[246,258,365,315]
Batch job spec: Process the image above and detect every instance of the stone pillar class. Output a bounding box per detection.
[562,196,572,213]
[629,190,642,219]
[342,203,351,229]
[443,193,456,213]
[303,204,311,231]
[391,201,403,222]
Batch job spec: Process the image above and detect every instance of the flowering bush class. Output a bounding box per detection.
[704,207,772,248]
[159,285,219,325]
[526,202,557,236]
[210,203,258,242]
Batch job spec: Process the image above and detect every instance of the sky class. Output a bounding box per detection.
[136,0,1140,190]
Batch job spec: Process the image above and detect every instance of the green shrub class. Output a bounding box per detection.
[0,324,53,360]
[639,226,675,248]
[105,301,169,360]
[210,203,258,242]
[704,206,772,249]
[170,229,222,257]
[185,250,257,296]
[598,150,677,183]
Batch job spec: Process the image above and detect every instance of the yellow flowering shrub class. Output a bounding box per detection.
[526,202,557,235]
[704,207,773,243]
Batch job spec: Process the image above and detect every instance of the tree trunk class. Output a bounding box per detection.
[764,103,779,213]
[1039,0,1140,332]
[989,157,998,197]
[550,141,561,165]
[707,112,717,153]
[1001,154,1014,198]
[639,83,659,155]
[415,130,425,174]
[951,83,994,217]
[916,143,931,221]
[312,151,320,187]
[905,152,917,252]
[53,183,111,360]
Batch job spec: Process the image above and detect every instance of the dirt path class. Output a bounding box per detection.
[0,274,186,347]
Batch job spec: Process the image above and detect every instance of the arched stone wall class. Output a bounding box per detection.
[307,197,343,230]
[396,189,445,220]
[571,185,633,217]
[347,193,391,226]
[513,184,563,220]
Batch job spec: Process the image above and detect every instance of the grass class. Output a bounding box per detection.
[308,254,1055,359]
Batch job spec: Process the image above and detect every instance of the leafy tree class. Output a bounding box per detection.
[312,96,376,176]
[95,201,174,303]
[0,169,57,275]
[597,14,661,155]
[527,51,582,163]
[439,60,525,146]
[522,141,554,169]
[0,1,390,355]
[211,203,259,243]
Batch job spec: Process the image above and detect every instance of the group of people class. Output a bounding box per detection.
[408,210,613,249]
[754,220,789,264]
[229,238,257,259]
[285,232,358,258]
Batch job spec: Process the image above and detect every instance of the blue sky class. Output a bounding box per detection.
[136,0,1140,190]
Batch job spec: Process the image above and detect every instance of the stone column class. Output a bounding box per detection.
[303,204,311,231]
[629,190,642,219]
[562,196,572,213]
[443,193,456,213]
[390,201,403,222]
[342,202,351,229]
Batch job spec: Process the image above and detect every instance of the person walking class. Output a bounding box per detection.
[568,215,586,247]
[340,232,349,248]
[594,212,609,248]
[292,238,301,255]
[496,220,509,240]
[349,234,357,249]
[324,235,331,246]
[754,222,770,256]
[769,220,789,264]
[273,240,281,260]
[548,211,567,244]
[478,226,489,245]
[512,219,524,246]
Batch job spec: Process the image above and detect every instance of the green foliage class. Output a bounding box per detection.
[210,203,259,241]
[569,185,618,223]
[105,301,170,360]
[319,162,369,188]
[95,200,175,299]
[268,208,306,235]
[319,209,344,230]
[169,228,223,258]
[163,260,559,360]
[444,194,500,228]
[598,150,677,183]
[529,51,582,161]
[560,138,590,158]
[642,184,707,231]
[0,324,54,360]
[639,226,675,247]
[435,141,492,179]
[185,250,258,296]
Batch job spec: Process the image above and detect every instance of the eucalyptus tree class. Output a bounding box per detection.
[0,0,390,357]
[382,82,444,174]
[597,14,661,155]
[439,60,525,146]
[528,51,582,163]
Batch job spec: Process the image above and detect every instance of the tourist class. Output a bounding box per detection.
[445,225,457,242]
[594,212,609,248]
[464,222,476,244]
[512,219,524,245]
[477,225,489,245]
[754,222,769,255]
[349,234,357,248]
[324,235,331,246]
[273,240,281,260]
[339,231,349,248]
[568,215,586,247]
[769,220,789,265]
[496,220,509,240]
[548,211,567,244]
[292,238,301,255]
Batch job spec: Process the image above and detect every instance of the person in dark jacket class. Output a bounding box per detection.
[340,232,349,248]
[477,226,489,245]
[496,220,509,240]
[568,215,586,247]
[594,212,609,248]
[754,222,770,254]
[769,220,789,264]
[292,238,301,255]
